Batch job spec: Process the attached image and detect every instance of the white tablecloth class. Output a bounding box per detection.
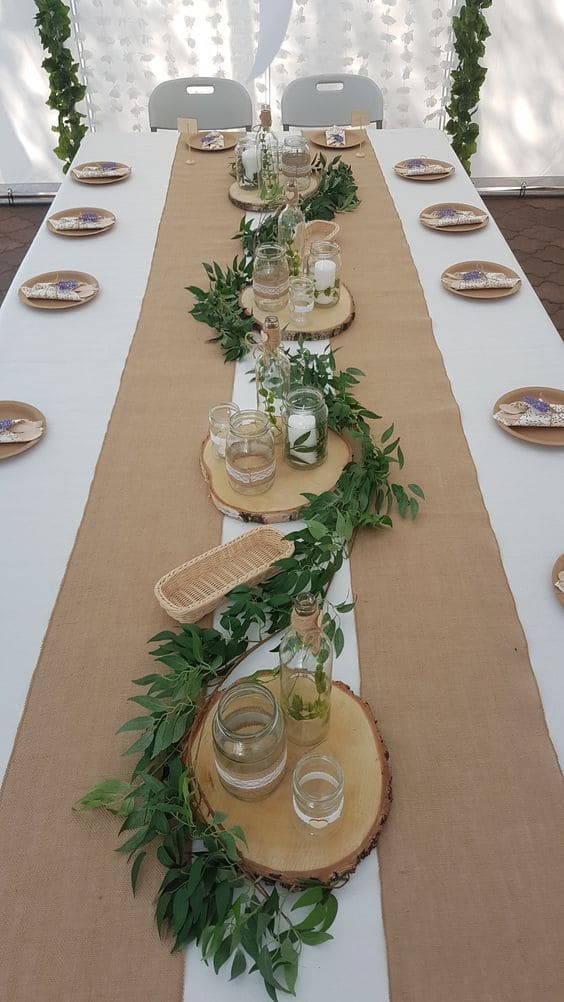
[1,127,562,1002]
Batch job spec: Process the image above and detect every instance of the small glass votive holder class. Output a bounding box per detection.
[209,402,239,458]
[288,276,315,326]
[292,753,344,835]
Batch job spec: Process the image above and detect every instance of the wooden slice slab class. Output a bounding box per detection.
[185,674,392,887]
[47,207,116,237]
[240,283,355,341]
[188,131,243,151]
[228,172,320,212]
[442,260,521,300]
[552,554,564,606]
[200,432,351,523]
[0,400,46,461]
[493,387,564,447]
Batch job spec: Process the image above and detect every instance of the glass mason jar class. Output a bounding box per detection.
[308,240,342,308]
[283,387,328,469]
[289,276,315,327]
[280,135,311,192]
[208,402,240,458]
[252,243,289,313]
[234,136,259,190]
[225,409,276,495]
[279,593,333,746]
[292,753,344,834]
[212,682,287,801]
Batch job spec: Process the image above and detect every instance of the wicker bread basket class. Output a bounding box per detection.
[304,219,340,247]
[154,527,294,623]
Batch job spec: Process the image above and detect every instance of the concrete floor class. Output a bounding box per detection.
[1,198,563,340]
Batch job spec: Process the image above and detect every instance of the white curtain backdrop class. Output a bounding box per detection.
[0,0,563,189]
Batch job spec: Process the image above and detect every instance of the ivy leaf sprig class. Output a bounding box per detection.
[445,0,492,175]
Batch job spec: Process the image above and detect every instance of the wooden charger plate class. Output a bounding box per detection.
[420,202,489,233]
[307,129,364,150]
[47,207,116,237]
[441,260,521,300]
[18,271,100,310]
[185,673,392,887]
[492,386,564,447]
[0,400,46,460]
[188,131,242,151]
[394,158,454,181]
[200,432,351,524]
[552,554,564,606]
[240,284,355,342]
[71,162,131,185]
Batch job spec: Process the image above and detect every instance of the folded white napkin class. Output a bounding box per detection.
[396,158,451,177]
[49,212,113,231]
[200,131,224,150]
[73,162,129,178]
[325,126,346,148]
[421,207,487,228]
[0,418,43,443]
[494,396,564,427]
[443,269,519,291]
[20,280,97,302]
[554,571,564,595]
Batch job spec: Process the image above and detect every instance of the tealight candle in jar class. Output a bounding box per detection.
[283,387,328,469]
[308,240,341,308]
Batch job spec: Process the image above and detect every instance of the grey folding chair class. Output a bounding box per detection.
[281,74,383,130]
[148,77,253,131]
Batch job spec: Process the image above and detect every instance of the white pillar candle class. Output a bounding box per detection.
[241,148,258,179]
[314,258,336,292]
[288,413,318,465]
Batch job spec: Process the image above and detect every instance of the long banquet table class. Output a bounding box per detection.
[1,127,563,1002]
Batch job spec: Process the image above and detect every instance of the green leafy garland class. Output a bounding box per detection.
[34,0,87,173]
[187,154,360,362]
[445,0,492,175]
[81,158,424,998]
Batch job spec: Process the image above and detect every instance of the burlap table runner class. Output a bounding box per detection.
[1,135,563,1002]
[336,145,564,1001]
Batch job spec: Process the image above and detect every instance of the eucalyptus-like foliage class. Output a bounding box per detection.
[445,0,492,175]
[79,343,423,998]
[34,0,87,172]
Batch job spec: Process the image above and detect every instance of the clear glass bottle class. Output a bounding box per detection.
[252,243,289,313]
[225,409,276,495]
[212,682,287,801]
[279,593,333,746]
[308,240,342,308]
[281,135,311,192]
[248,316,291,438]
[256,105,280,203]
[277,179,305,277]
[234,135,258,190]
[283,386,328,469]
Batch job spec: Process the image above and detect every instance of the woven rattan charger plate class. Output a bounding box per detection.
[47,207,116,237]
[185,672,392,887]
[442,260,521,300]
[552,554,564,606]
[0,400,46,460]
[420,203,489,233]
[307,129,364,150]
[492,387,564,447]
[18,271,100,310]
[154,527,294,623]
[188,131,243,151]
[394,158,454,180]
[71,162,131,185]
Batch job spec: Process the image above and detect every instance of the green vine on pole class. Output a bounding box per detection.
[445,0,492,175]
[34,0,87,173]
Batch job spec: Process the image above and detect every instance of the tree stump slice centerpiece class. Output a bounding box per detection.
[185,674,392,887]
[240,284,355,342]
[200,432,351,524]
